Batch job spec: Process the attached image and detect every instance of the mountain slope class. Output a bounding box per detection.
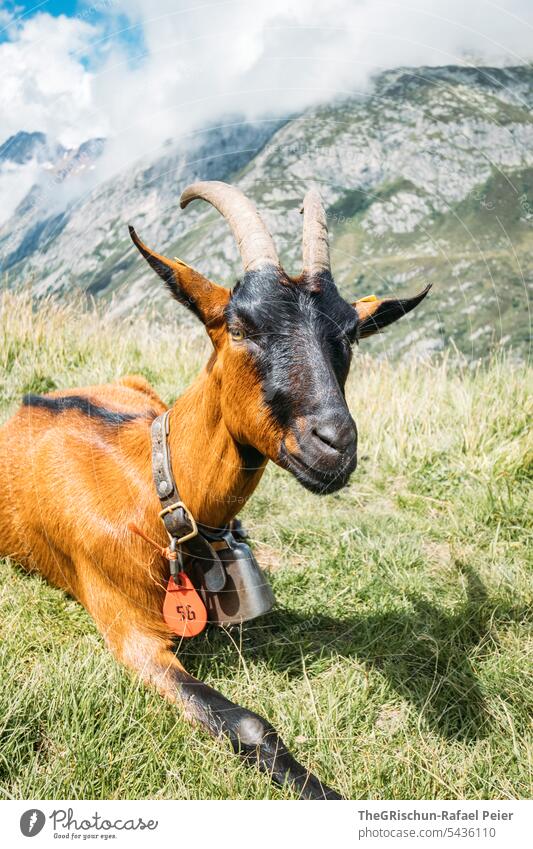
[0,120,284,306]
[2,66,532,360]
[171,65,532,360]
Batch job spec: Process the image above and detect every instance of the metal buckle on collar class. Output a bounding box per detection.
[159,501,198,545]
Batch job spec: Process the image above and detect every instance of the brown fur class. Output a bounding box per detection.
[0,346,279,714]
[0,228,427,799]
[0,317,321,795]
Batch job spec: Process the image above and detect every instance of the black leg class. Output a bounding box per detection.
[174,670,342,799]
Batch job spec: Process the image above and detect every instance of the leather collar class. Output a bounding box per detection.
[151,410,227,593]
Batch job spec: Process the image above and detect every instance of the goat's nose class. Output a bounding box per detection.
[310,415,357,455]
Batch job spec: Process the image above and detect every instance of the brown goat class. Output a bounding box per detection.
[0,181,429,799]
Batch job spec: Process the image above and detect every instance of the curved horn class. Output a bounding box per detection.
[180,181,279,273]
[300,188,331,277]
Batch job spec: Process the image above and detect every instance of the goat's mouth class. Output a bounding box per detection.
[278,440,357,495]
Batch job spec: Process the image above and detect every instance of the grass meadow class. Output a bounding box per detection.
[0,290,531,800]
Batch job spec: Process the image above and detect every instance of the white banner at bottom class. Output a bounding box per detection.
[2,799,532,849]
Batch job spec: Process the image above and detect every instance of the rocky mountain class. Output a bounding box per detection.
[0,131,106,266]
[0,132,52,165]
[0,120,283,308]
[1,65,532,360]
[0,130,105,173]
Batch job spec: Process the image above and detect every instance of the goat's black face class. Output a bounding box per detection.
[222,267,359,495]
[129,184,430,497]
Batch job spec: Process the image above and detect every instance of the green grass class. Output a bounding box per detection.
[0,290,532,800]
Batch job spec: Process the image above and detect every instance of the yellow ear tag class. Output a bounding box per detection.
[358,294,378,302]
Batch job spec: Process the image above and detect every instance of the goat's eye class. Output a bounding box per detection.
[230,327,245,341]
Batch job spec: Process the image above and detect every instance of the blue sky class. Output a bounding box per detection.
[11,1,79,16]
[0,0,146,58]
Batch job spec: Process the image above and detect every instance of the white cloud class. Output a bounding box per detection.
[0,159,41,222]
[0,6,16,28]
[1,0,532,175]
[0,12,107,148]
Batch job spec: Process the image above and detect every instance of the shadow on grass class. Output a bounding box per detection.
[183,563,531,742]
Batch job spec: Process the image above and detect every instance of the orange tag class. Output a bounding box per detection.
[163,572,207,638]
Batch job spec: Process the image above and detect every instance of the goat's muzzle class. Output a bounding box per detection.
[279,412,357,494]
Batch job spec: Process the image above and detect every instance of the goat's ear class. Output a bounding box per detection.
[353,284,431,339]
[128,226,230,334]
